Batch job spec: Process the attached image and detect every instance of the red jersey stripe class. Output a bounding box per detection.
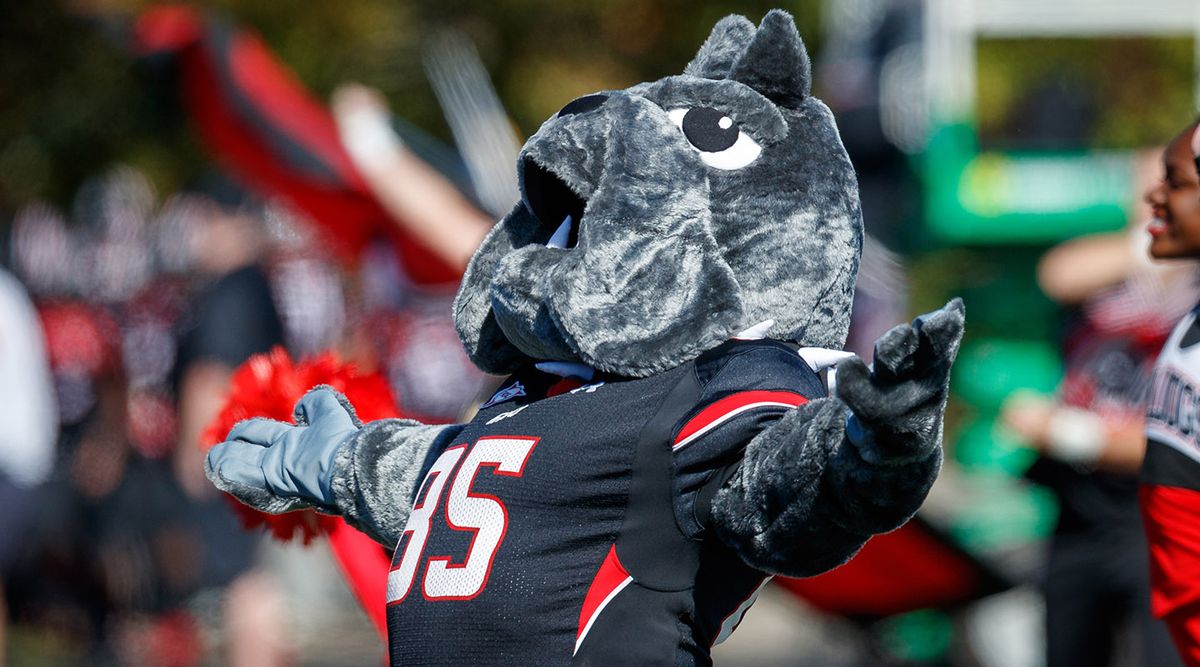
[1141,484,1200,665]
[575,545,633,655]
[673,390,808,450]
[1141,484,1200,618]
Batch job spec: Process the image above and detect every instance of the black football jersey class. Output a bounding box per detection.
[384,338,826,665]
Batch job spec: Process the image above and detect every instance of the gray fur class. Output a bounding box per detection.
[729,9,812,107]
[710,398,939,576]
[454,204,550,373]
[703,95,861,350]
[453,9,862,376]
[710,300,963,576]
[542,94,745,374]
[837,299,964,461]
[329,419,466,547]
[684,15,756,79]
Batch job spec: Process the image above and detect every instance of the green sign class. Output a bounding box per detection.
[924,124,1133,243]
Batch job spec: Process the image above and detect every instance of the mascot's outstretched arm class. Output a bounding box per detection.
[710,299,963,578]
[206,388,464,546]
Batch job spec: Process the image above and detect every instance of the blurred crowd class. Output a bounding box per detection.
[0,163,491,665]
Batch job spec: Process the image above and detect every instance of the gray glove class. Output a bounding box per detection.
[205,387,361,514]
[836,298,964,462]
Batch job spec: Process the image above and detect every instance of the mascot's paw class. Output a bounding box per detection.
[835,298,964,462]
[205,388,361,514]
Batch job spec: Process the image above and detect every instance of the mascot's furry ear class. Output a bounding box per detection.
[687,10,812,109]
[730,10,812,107]
[684,14,757,79]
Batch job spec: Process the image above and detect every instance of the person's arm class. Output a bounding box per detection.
[1038,143,1169,305]
[1000,391,1146,474]
[175,360,233,499]
[1037,233,1134,305]
[332,84,493,271]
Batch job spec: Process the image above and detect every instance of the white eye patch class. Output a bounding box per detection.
[667,107,762,170]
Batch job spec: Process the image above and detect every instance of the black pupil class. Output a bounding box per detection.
[681,107,738,152]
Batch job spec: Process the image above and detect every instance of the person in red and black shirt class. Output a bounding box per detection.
[1140,120,1200,667]
[999,151,1195,666]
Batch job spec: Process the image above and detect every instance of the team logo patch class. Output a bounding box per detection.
[481,381,526,409]
[1182,319,1200,348]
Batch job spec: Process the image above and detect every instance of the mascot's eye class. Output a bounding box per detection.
[667,107,762,170]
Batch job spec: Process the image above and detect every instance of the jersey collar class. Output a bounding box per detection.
[531,321,854,380]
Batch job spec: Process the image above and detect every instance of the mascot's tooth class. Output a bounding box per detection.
[546,214,574,248]
[734,319,775,340]
[796,347,855,372]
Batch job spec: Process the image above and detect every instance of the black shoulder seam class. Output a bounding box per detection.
[616,364,706,592]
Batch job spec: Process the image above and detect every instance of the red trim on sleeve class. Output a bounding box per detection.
[673,390,807,450]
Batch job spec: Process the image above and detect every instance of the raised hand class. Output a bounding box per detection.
[205,388,361,514]
[835,298,965,461]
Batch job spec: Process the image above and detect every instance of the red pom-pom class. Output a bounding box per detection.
[201,347,402,543]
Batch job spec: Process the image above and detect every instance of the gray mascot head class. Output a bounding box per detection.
[453,10,862,377]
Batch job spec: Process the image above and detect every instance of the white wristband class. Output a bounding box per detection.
[1044,407,1105,464]
[338,107,404,170]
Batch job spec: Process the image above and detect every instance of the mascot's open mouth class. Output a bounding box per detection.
[522,157,587,249]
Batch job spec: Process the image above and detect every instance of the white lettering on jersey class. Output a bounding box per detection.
[423,436,539,599]
[388,445,465,603]
[388,436,540,604]
[1146,310,1200,463]
[486,405,529,425]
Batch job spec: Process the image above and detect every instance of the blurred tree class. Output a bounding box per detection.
[0,1,200,213]
[5,1,1188,222]
[976,37,1194,151]
[0,0,822,217]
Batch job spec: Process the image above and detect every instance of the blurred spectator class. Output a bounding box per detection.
[1138,119,1200,667]
[173,181,282,497]
[1001,151,1194,666]
[170,178,288,666]
[0,266,58,663]
[2,169,300,666]
[818,0,923,248]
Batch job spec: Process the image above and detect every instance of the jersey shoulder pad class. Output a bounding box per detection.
[693,338,826,400]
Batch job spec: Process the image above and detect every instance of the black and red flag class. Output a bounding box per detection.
[132,4,460,285]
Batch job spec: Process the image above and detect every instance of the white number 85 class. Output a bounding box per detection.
[386,436,539,603]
